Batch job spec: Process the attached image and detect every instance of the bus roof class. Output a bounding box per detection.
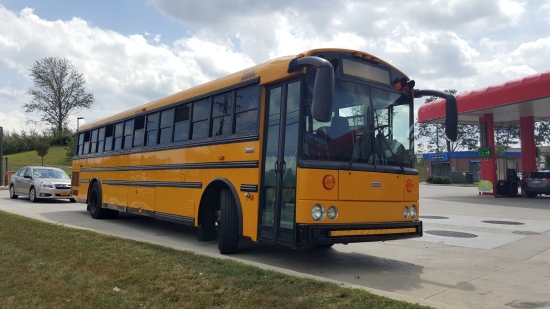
[79,48,408,131]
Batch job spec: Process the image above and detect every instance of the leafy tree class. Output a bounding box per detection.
[535,121,550,146]
[34,137,51,166]
[415,89,479,153]
[65,132,76,163]
[24,58,94,137]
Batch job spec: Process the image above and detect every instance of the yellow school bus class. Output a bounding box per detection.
[72,48,457,254]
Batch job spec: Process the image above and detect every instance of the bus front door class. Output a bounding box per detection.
[259,80,300,246]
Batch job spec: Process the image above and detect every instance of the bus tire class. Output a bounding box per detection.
[218,188,239,254]
[89,182,107,219]
[197,207,216,242]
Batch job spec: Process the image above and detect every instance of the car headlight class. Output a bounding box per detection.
[39,181,53,188]
[327,206,338,220]
[311,204,326,221]
[403,206,410,218]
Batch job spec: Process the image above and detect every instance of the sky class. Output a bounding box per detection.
[0,0,549,134]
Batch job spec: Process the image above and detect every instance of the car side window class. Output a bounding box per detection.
[16,168,27,176]
[24,168,32,177]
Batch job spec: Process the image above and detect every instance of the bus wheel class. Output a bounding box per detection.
[218,188,239,254]
[89,182,107,219]
[197,206,217,242]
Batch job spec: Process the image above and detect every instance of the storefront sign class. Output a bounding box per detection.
[429,153,448,162]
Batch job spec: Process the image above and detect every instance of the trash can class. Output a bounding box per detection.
[465,173,473,184]
[497,180,510,196]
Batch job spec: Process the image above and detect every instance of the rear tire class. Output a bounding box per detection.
[218,188,239,254]
[89,182,107,219]
[9,185,18,199]
[526,192,536,198]
[29,187,39,203]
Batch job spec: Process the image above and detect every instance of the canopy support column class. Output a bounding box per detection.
[479,114,496,195]
[520,116,536,178]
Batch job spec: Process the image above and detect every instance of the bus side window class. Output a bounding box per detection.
[159,108,174,144]
[90,129,98,153]
[123,119,134,149]
[235,85,260,135]
[191,99,210,140]
[211,92,232,137]
[104,124,114,151]
[77,133,85,155]
[83,131,91,155]
[174,104,190,141]
[133,116,145,147]
[97,127,105,153]
[114,122,124,150]
[145,112,159,146]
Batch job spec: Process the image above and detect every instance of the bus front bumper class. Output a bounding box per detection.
[297,221,422,247]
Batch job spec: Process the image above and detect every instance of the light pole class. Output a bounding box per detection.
[77,117,84,130]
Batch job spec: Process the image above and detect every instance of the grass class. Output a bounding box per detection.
[3,146,71,175]
[0,211,433,309]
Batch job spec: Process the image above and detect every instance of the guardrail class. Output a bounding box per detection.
[4,171,15,187]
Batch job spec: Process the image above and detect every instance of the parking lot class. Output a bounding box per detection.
[1,184,549,309]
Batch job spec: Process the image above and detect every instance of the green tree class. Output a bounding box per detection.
[24,58,94,137]
[65,132,76,163]
[34,137,51,166]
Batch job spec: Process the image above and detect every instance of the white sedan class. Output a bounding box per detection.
[9,166,75,203]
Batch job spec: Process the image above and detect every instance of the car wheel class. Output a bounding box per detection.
[29,187,39,203]
[89,182,107,219]
[218,188,239,254]
[9,185,18,199]
[526,192,537,198]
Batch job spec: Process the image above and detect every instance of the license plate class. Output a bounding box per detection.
[531,180,541,184]
[60,191,70,196]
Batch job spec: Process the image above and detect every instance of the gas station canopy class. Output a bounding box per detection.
[418,71,550,125]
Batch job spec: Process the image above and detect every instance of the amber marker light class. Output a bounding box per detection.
[406,179,414,192]
[323,174,335,190]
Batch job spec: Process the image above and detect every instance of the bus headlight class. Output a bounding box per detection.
[403,206,410,218]
[327,206,338,220]
[311,204,326,221]
[410,205,417,218]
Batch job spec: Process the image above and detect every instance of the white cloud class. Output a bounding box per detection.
[0,6,254,130]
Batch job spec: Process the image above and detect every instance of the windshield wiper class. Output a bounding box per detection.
[346,127,375,169]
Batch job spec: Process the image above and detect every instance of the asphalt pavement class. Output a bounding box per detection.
[1,184,549,309]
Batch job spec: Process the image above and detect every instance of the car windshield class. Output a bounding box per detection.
[528,172,550,179]
[33,168,70,179]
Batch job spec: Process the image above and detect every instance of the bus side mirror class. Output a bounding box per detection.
[444,97,458,142]
[288,56,334,122]
[414,89,458,142]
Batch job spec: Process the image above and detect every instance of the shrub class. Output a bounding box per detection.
[433,176,443,184]
[442,177,452,184]
[426,176,435,183]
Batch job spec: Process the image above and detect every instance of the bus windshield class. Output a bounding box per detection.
[303,76,414,168]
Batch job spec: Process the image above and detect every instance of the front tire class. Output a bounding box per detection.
[218,188,239,254]
[89,182,107,219]
[9,185,18,199]
[29,187,39,203]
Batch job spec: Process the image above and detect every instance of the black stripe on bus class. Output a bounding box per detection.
[102,180,202,189]
[79,179,90,183]
[240,184,258,192]
[155,212,195,226]
[81,160,258,172]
